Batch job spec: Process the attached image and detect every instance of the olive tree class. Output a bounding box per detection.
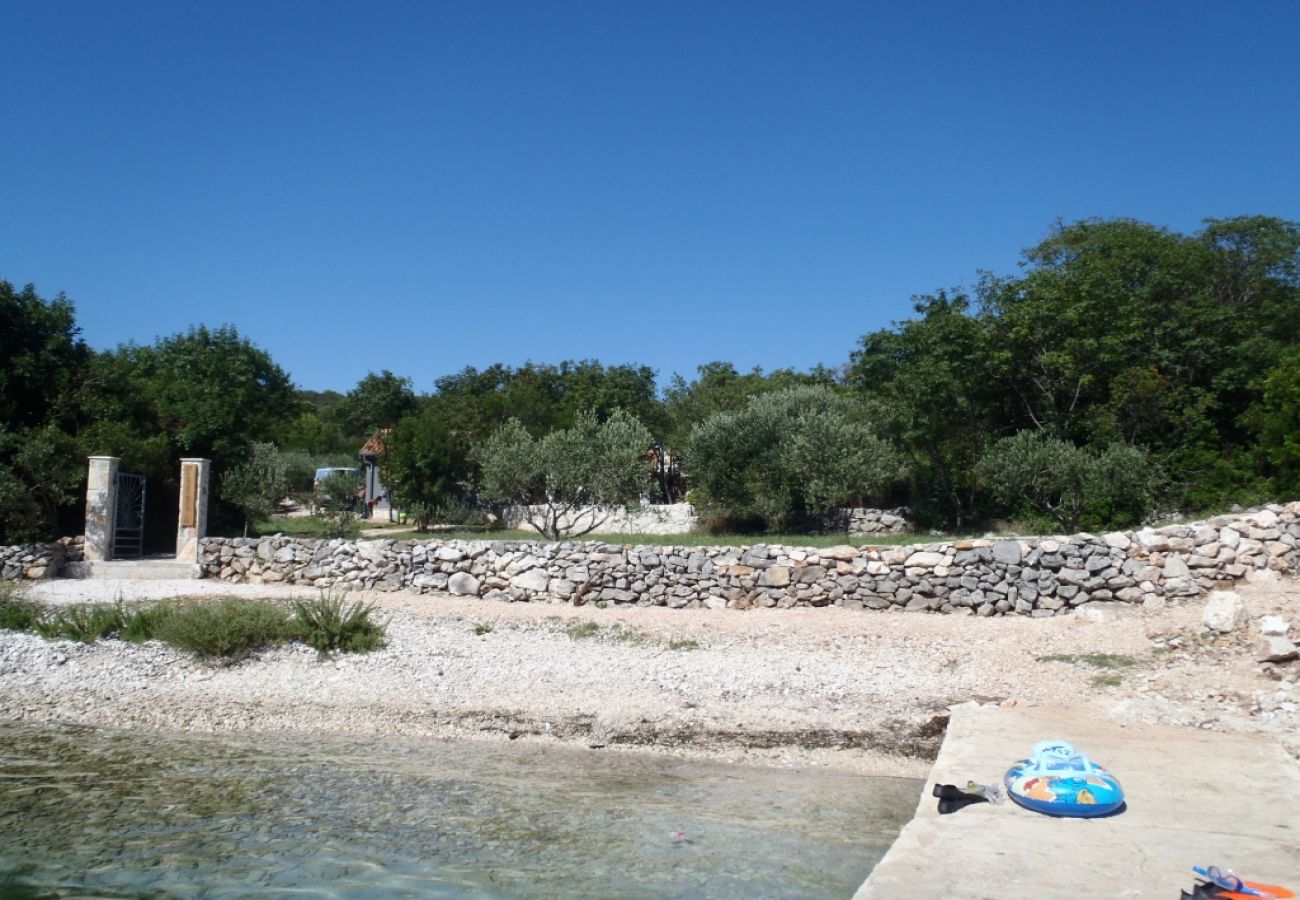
[975,430,1162,531]
[474,409,652,540]
[684,385,904,532]
[220,442,290,537]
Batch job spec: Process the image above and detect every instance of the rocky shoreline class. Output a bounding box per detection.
[3,573,1297,775]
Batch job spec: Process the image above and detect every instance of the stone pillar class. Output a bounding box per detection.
[84,456,119,562]
[176,458,211,563]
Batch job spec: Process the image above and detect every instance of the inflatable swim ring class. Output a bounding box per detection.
[1004,740,1124,818]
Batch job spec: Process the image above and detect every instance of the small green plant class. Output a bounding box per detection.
[291,591,386,655]
[0,584,40,631]
[563,620,602,640]
[153,598,295,663]
[119,603,176,643]
[35,604,124,643]
[594,601,607,609]
[1091,673,1124,688]
[607,623,649,646]
[666,638,700,651]
[1036,652,1141,669]
[474,622,495,635]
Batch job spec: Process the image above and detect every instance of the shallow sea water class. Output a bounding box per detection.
[0,723,919,898]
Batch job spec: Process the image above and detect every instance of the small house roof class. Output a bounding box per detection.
[360,427,391,456]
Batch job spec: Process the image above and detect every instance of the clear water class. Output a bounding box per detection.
[0,723,920,898]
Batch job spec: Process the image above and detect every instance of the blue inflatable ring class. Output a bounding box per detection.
[1004,740,1124,818]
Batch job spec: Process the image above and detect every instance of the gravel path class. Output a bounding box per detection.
[4,573,1297,776]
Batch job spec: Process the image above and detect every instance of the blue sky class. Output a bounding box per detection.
[3,1,1298,393]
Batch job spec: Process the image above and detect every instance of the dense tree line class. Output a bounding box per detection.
[3,215,1297,543]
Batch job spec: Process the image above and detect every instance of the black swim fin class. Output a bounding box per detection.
[931,783,991,806]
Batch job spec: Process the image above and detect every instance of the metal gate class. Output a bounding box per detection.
[113,472,146,558]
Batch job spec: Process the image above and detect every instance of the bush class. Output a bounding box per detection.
[119,603,177,643]
[291,592,386,654]
[685,386,904,532]
[314,471,362,538]
[34,603,123,643]
[153,598,295,662]
[976,430,1163,531]
[0,583,40,631]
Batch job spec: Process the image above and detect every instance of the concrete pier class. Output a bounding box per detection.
[857,704,1300,899]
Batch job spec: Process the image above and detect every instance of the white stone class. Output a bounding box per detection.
[1103,532,1131,550]
[1163,555,1190,578]
[904,551,946,568]
[1248,509,1280,528]
[1202,591,1249,633]
[1259,615,1290,636]
[510,570,550,593]
[447,572,480,596]
[1256,635,1299,663]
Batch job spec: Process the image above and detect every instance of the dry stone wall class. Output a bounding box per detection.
[846,508,910,536]
[0,537,80,580]
[198,503,1300,617]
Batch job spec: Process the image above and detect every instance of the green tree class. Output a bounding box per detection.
[475,409,653,539]
[685,385,903,532]
[1247,348,1300,497]
[849,291,1005,527]
[381,402,468,528]
[119,325,300,463]
[221,442,290,537]
[332,371,417,440]
[0,281,91,542]
[314,471,361,538]
[975,430,1162,531]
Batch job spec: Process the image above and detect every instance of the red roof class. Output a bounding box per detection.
[360,427,391,455]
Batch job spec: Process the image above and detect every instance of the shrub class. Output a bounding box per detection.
[685,386,904,532]
[314,471,362,538]
[119,603,177,643]
[35,603,123,643]
[291,592,386,654]
[153,598,294,662]
[975,430,1163,531]
[0,583,40,631]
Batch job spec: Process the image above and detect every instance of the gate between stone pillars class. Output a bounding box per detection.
[112,472,146,558]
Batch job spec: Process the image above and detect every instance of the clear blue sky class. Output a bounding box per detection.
[3,1,1298,393]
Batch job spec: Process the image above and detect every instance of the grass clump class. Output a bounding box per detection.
[474,622,495,636]
[152,598,296,663]
[1091,673,1124,688]
[119,603,177,643]
[667,638,700,651]
[1036,652,1141,669]
[35,604,124,643]
[0,584,41,631]
[563,620,602,640]
[291,592,386,654]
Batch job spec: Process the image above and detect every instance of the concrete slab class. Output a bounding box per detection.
[857,705,1300,899]
[62,560,202,580]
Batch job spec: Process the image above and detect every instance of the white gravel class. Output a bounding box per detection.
[4,574,1298,775]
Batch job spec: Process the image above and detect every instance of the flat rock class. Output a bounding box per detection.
[1256,635,1299,664]
[1202,590,1249,633]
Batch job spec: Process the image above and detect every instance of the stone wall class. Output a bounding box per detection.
[502,502,698,536]
[199,503,1299,616]
[0,537,80,580]
[846,508,911,535]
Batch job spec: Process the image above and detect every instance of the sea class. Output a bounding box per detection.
[0,723,919,898]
